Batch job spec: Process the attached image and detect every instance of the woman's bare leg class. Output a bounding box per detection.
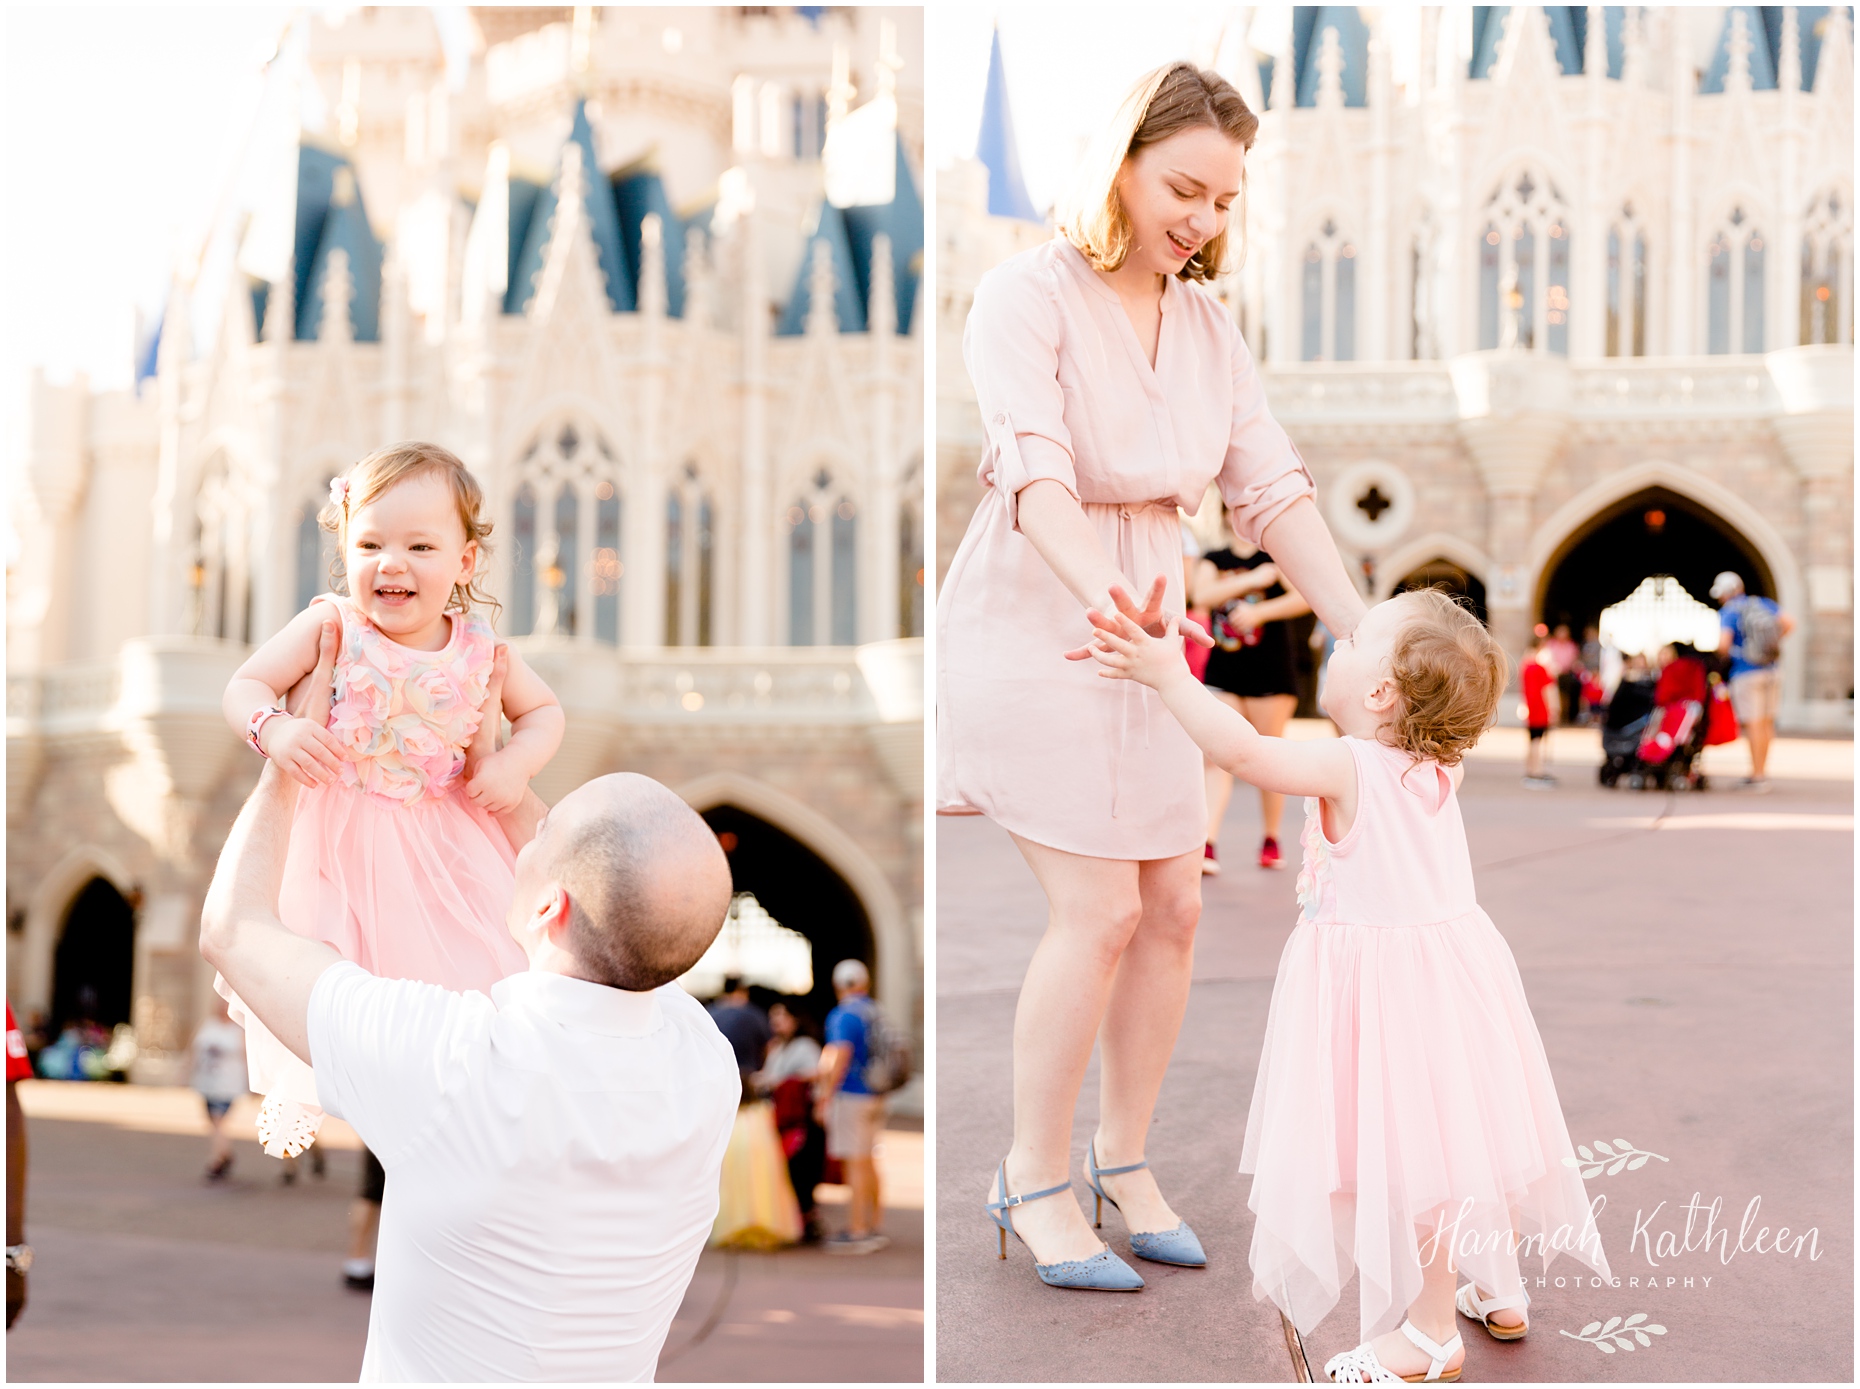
[1091,848,1203,1233]
[1237,694,1298,841]
[998,834,1145,1264]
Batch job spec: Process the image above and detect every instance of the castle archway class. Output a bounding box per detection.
[1376,532,1493,625]
[1537,486,1771,635]
[1529,462,1807,708]
[50,877,137,1037]
[675,772,915,1036]
[18,848,138,1021]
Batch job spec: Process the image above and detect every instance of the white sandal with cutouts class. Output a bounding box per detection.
[1324,1320,1464,1383]
[1455,1282,1529,1340]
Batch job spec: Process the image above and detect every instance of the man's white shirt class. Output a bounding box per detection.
[308,960,739,1382]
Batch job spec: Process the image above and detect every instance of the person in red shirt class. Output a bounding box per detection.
[1520,632,1558,788]
[7,1000,32,1328]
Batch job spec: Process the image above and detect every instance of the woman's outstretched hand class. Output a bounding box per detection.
[1062,575,1212,661]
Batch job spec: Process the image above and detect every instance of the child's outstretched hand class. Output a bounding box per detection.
[465,644,526,815]
[1085,609,1190,691]
[1063,578,1213,661]
[270,617,346,788]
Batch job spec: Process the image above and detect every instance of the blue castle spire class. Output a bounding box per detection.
[977,27,1040,222]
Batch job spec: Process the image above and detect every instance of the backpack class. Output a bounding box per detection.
[858,1000,915,1095]
[1735,597,1781,668]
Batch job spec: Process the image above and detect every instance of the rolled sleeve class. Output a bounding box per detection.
[1219,325,1314,546]
[964,263,1078,531]
[307,961,489,1166]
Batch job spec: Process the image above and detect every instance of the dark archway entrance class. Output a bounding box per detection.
[700,806,875,1032]
[1393,559,1489,626]
[1538,487,1773,633]
[51,877,136,1035]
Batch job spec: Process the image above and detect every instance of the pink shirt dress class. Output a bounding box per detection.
[936,238,1314,860]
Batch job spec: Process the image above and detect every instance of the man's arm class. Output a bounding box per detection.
[199,761,342,1065]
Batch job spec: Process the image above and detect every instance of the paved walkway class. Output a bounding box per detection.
[7,1088,922,1382]
[936,741,1852,1382]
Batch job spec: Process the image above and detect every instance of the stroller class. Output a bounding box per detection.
[1598,652,1711,791]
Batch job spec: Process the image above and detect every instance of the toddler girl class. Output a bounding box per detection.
[221,442,564,1157]
[1087,589,1608,1383]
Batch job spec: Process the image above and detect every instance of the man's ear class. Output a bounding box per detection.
[539,884,575,949]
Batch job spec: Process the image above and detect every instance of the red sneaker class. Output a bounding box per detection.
[1201,842,1221,876]
[1258,837,1284,870]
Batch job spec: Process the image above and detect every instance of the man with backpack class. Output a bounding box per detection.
[815,959,906,1254]
[1712,571,1794,790]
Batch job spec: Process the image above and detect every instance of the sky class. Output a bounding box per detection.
[0,4,471,499]
[926,7,1241,216]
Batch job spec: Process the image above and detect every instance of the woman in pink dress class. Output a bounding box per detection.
[220,443,564,1157]
[1086,589,1610,1381]
[942,62,1367,1289]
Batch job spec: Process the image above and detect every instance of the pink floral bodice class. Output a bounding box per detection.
[317,596,496,807]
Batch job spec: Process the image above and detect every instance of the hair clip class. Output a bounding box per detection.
[329,477,351,509]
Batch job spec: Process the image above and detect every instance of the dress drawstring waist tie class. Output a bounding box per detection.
[1102,498,1180,821]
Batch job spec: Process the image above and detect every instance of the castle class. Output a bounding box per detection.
[940,5,1852,728]
[7,6,925,1087]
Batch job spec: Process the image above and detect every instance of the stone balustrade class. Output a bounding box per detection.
[1263,347,1852,433]
[6,638,926,812]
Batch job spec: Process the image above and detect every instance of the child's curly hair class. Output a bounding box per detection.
[1378,588,1509,766]
[320,441,500,620]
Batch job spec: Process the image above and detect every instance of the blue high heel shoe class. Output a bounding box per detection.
[987,1159,1145,1291]
[1086,1141,1208,1268]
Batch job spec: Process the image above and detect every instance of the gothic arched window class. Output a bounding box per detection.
[194,453,249,643]
[787,498,815,646]
[1707,205,1766,354]
[665,464,715,647]
[785,469,858,646]
[900,454,925,639]
[593,480,622,644]
[1800,188,1853,347]
[831,498,857,645]
[508,418,620,642]
[510,484,537,637]
[1477,168,1571,355]
[1606,205,1648,358]
[549,484,579,636]
[1299,218,1356,362]
[295,478,341,612]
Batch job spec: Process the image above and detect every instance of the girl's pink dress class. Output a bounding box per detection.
[226,595,528,1156]
[1241,737,1610,1342]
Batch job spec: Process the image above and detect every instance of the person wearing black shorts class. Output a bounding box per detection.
[344,1147,384,1290]
[1194,538,1310,871]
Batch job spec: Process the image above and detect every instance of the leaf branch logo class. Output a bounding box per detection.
[1562,1138,1668,1179]
[1561,1314,1667,1354]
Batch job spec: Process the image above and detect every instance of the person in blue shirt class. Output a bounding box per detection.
[1711,570,1794,790]
[817,959,887,1254]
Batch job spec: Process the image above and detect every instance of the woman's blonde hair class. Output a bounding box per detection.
[320,441,499,618]
[1059,62,1258,283]
[1380,589,1510,767]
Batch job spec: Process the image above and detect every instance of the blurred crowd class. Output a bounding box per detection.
[704,959,909,1256]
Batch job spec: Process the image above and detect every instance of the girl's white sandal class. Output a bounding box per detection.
[1325,1320,1464,1383]
[1455,1282,1530,1341]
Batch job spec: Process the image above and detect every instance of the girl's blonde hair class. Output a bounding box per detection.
[1058,62,1258,283]
[320,441,499,618]
[1380,589,1510,767]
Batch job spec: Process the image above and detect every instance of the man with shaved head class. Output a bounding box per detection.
[200,644,738,1382]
